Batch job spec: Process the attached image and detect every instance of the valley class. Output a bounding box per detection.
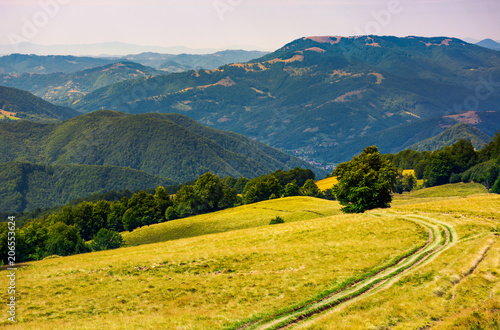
[0,27,499,329]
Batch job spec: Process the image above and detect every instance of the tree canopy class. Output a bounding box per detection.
[333,146,397,213]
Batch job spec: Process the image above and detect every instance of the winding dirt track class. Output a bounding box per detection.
[235,213,455,330]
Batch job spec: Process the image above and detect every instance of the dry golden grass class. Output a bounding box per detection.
[123,197,342,246]
[315,177,338,191]
[2,186,499,329]
[0,203,425,329]
[294,194,500,329]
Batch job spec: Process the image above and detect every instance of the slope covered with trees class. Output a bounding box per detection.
[0,110,324,213]
[407,123,492,151]
[0,86,79,122]
[0,162,177,213]
[384,128,500,191]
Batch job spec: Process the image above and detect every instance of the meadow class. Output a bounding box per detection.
[1,184,499,329]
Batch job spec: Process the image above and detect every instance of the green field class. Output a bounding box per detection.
[1,184,499,329]
[122,197,342,246]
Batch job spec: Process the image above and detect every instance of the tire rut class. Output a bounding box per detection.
[234,213,455,330]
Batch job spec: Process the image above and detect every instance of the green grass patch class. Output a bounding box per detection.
[408,182,487,198]
[123,197,341,246]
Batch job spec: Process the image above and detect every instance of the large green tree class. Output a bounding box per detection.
[333,146,398,213]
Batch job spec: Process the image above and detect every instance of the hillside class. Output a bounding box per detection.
[0,86,79,122]
[0,53,114,74]
[0,162,177,213]
[122,50,269,71]
[71,36,500,165]
[3,187,499,329]
[407,123,492,151]
[0,61,162,107]
[0,110,323,183]
[476,38,500,51]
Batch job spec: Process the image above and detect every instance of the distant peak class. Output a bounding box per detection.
[303,36,343,44]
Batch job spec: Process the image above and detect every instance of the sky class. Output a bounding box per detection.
[1,0,499,54]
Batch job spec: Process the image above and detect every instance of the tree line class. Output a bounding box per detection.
[383,129,500,192]
[0,167,329,264]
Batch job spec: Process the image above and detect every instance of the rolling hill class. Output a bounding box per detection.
[4,186,499,329]
[407,123,492,151]
[0,86,79,122]
[476,38,500,51]
[70,36,500,165]
[0,110,324,184]
[0,53,114,74]
[0,61,163,107]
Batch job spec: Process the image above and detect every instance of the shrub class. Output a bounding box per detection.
[90,229,123,251]
[269,216,285,225]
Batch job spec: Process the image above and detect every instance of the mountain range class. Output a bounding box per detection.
[0,62,163,107]
[0,42,228,57]
[66,35,500,165]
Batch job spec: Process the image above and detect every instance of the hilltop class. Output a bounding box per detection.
[0,62,162,107]
[407,123,492,151]
[70,35,500,164]
[0,86,79,122]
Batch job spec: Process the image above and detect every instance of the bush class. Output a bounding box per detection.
[90,228,123,251]
[269,216,285,225]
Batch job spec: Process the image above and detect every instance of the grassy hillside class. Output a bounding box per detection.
[315,176,338,191]
[0,110,323,183]
[2,184,499,329]
[1,199,426,329]
[0,86,79,122]
[122,196,342,246]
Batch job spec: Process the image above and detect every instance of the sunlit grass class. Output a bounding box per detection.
[0,204,425,329]
[294,195,500,329]
[2,185,499,329]
[315,177,338,191]
[123,197,342,246]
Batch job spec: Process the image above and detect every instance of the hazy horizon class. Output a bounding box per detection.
[1,0,499,55]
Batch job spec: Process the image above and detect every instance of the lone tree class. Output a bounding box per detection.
[333,146,397,213]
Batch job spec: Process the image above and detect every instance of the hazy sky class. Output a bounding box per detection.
[1,0,499,51]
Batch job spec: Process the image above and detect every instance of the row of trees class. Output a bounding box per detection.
[0,167,328,264]
[0,220,123,263]
[384,129,500,192]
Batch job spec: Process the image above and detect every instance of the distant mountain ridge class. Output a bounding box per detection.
[0,42,225,56]
[0,54,114,74]
[0,86,79,122]
[121,50,270,72]
[476,39,500,51]
[407,123,492,152]
[70,35,500,164]
[1,61,163,107]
